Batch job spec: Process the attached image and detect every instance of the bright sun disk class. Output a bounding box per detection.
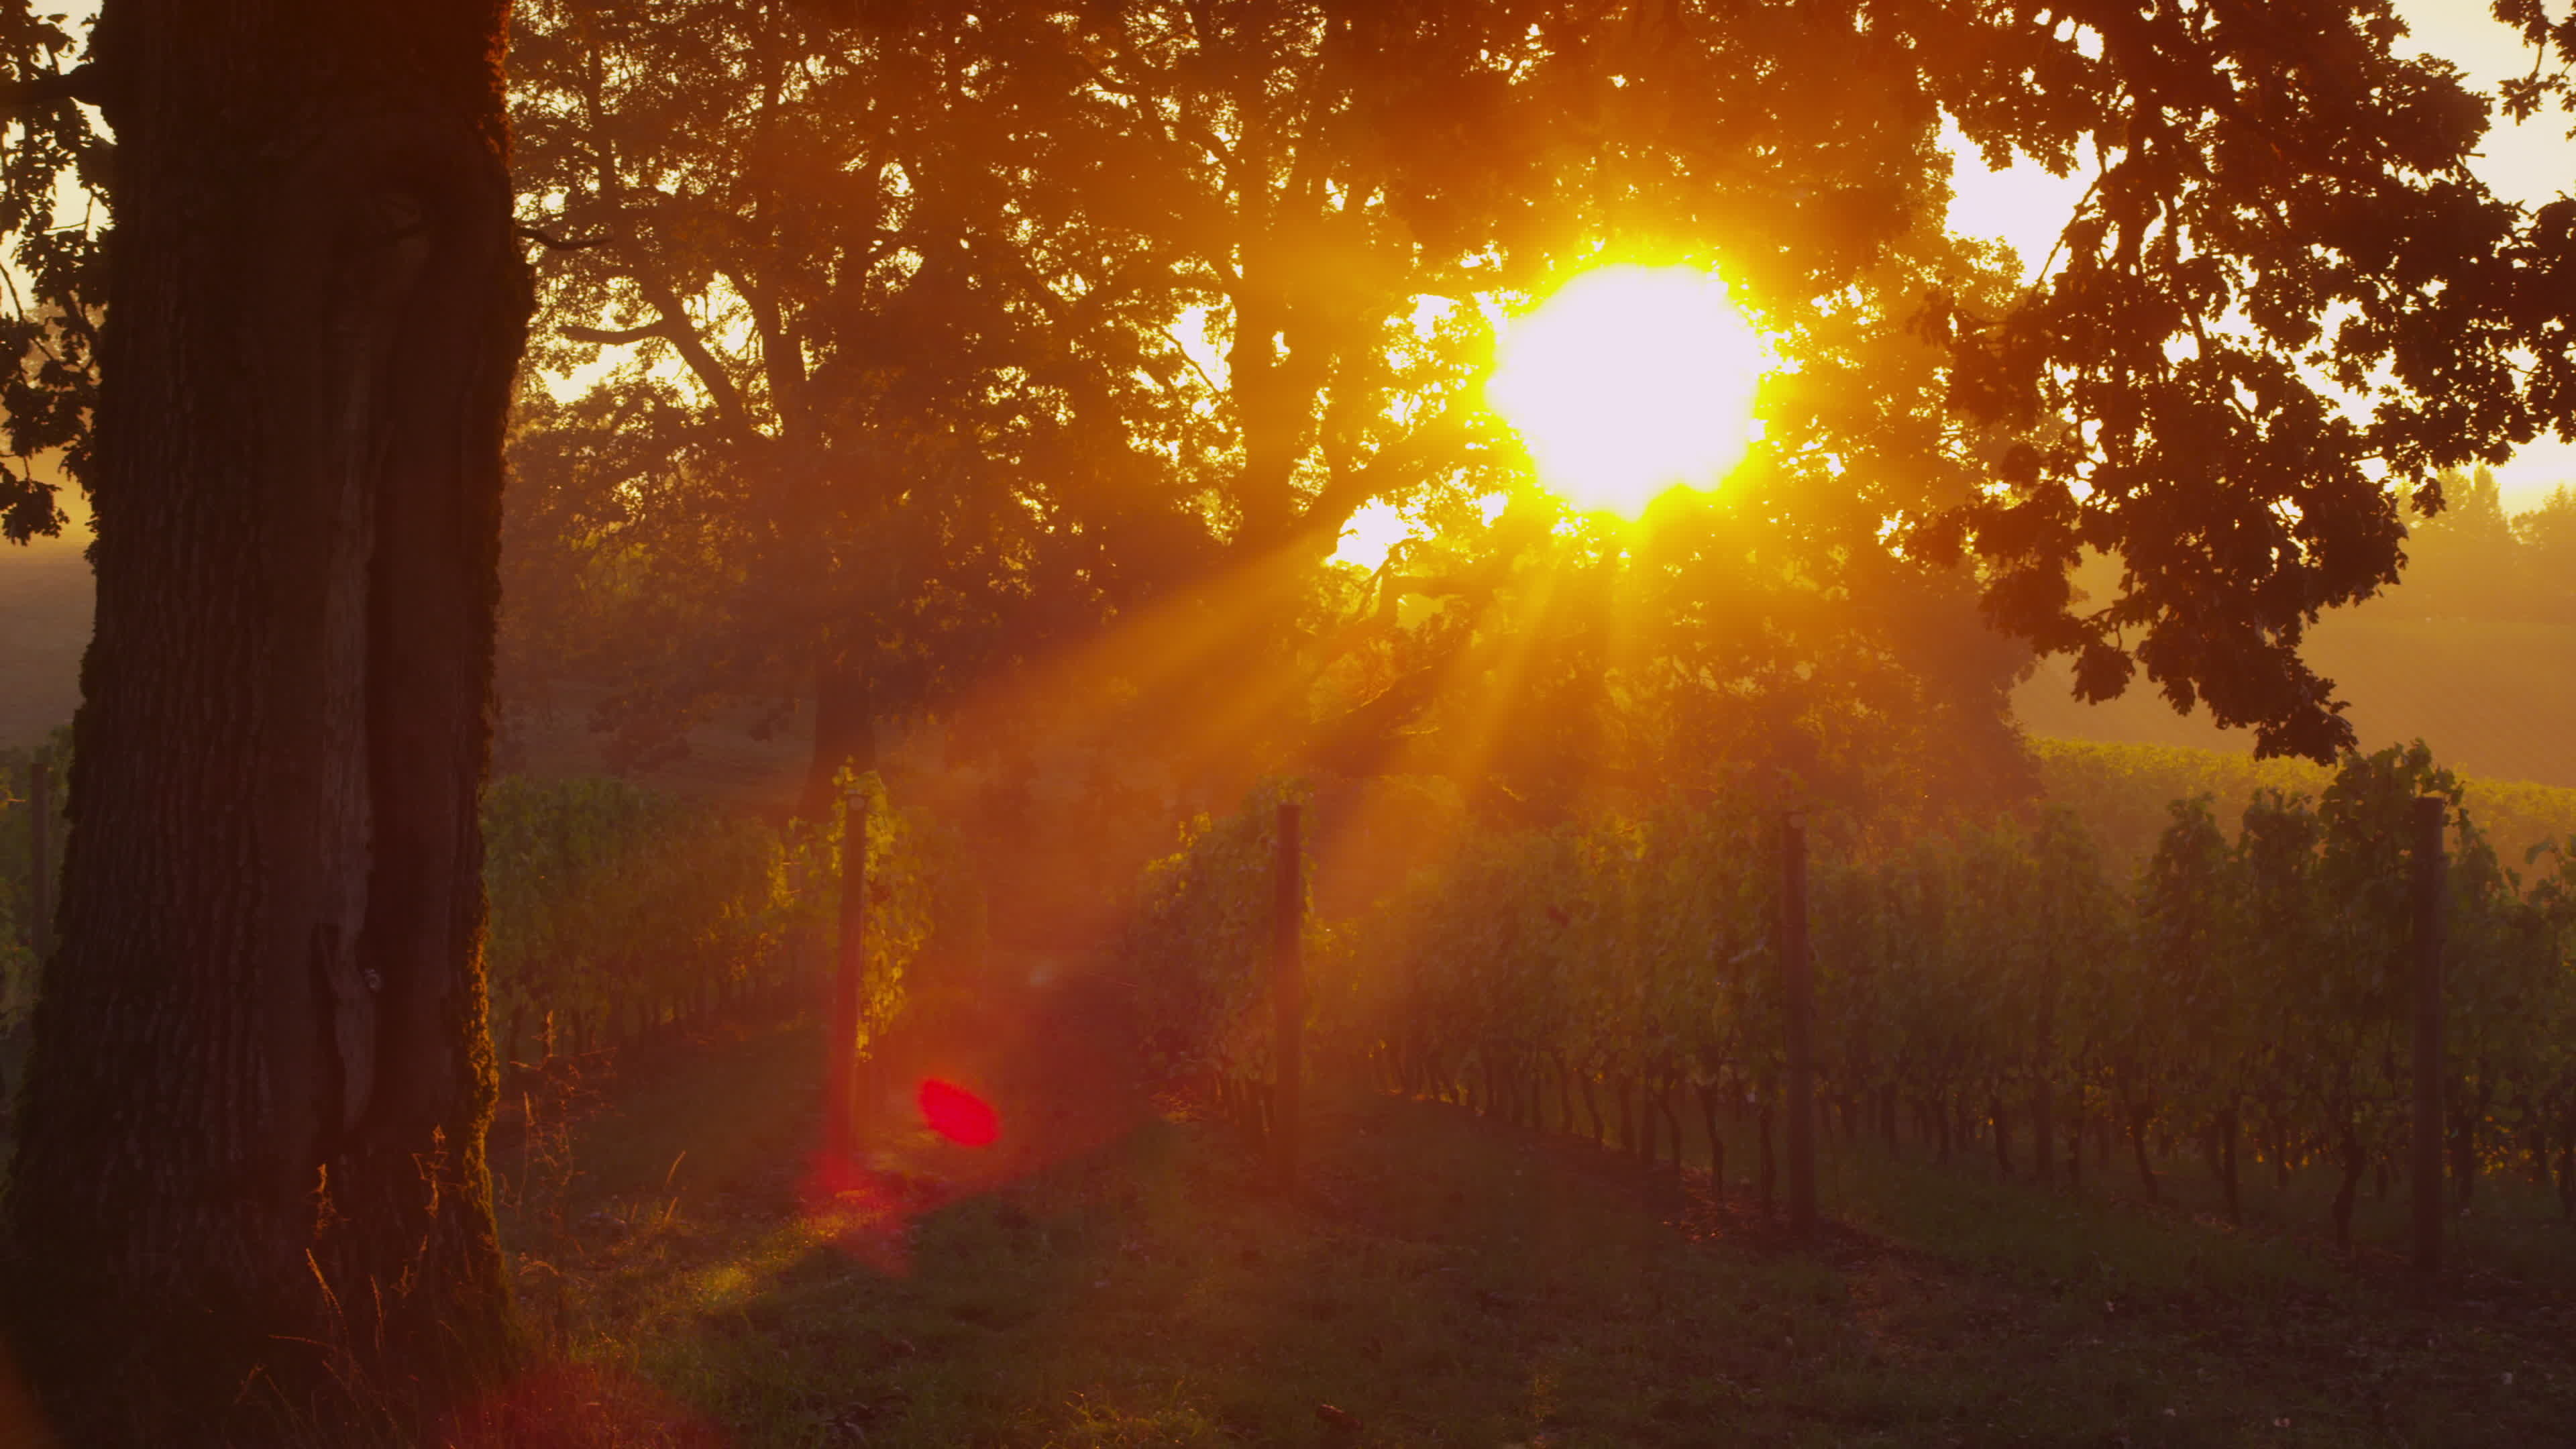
[1486,264,1768,518]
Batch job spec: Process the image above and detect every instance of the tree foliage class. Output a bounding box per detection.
[503,0,1211,798]
[12,3,2576,770]
[0,0,105,543]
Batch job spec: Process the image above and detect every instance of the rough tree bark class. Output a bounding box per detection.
[2,2,525,1442]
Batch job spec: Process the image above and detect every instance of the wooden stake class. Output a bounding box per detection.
[2412,794,2446,1281]
[1782,813,1817,1242]
[827,784,868,1162]
[1275,800,1303,1192]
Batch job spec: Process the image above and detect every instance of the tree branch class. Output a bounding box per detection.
[1297,400,1475,542]
[0,64,108,113]
[516,223,613,252]
[559,320,675,345]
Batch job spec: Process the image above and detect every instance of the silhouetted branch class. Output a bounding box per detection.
[559,321,674,345]
[0,64,108,113]
[516,223,613,252]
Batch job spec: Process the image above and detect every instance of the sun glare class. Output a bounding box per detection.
[1486,265,1768,517]
[1334,499,1411,571]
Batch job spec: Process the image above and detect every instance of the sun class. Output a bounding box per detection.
[1485,264,1769,518]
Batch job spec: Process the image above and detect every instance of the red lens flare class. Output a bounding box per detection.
[917,1077,1000,1146]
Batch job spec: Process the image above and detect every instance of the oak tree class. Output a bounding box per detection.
[2,1,526,1440]
[505,0,1211,816]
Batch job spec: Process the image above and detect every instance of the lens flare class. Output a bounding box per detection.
[1486,264,1768,518]
[918,1077,1000,1146]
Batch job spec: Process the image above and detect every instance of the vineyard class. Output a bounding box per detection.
[0,760,974,1111]
[1124,743,2576,1257]
[9,736,2576,1438]
[11,736,2576,1265]
[479,769,978,1071]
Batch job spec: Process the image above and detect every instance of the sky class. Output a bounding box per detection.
[1947,0,2576,511]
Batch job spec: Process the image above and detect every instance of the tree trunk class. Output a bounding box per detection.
[2558,1108,2575,1220]
[2129,1104,2159,1202]
[3,3,525,1440]
[2332,1125,2367,1256]
[1991,1093,2012,1176]
[1758,1102,1777,1215]
[2066,1103,2084,1189]
[798,654,875,825]
[1699,1082,1726,1197]
[2217,1106,2241,1226]
[2453,1081,2491,1210]
[2031,969,2057,1184]
[2029,1078,2051,1184]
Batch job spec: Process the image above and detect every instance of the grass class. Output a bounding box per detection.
[491,1010,2576,1448]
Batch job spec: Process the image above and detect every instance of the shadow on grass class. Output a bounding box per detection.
[502,1016,2576,1448]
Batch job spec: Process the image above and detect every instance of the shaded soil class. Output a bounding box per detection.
[476,977,2576,1448]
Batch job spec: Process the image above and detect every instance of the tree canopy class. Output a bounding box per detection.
[504,0,1216,810]
[0,0,105,543]
[16,0,2576,783]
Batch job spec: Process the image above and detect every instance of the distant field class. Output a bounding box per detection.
[2018,610,2576,790]
[2035,737,2576,877]
[0,536,89,751]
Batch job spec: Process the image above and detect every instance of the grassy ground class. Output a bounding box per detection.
[487,1005,2576,1448]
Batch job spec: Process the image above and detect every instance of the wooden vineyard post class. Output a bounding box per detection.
[1275,800,1303,1192]
[2412,794,2447,1282]
[29,759,51,964]
[827,783,869,1162]
[1782,813,1817,1242]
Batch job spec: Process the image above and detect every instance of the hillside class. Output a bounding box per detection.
[2017,611,2576,790]
[2033,737,2576,877]
[0,533,90,751]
